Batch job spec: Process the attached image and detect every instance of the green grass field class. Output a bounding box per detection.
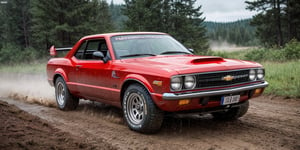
[262,60,300,98]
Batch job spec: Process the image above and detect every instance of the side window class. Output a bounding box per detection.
[99,41,109,57]
[74,39,109,60]
[75,41,87,59]
[86,40,99,51]
[84,40,100,59]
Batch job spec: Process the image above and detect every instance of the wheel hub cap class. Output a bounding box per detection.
[127,93,145,125]
[56,82,65,106]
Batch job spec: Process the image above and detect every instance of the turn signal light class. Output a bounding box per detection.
[253,88,264,97]
[178,99,190,105]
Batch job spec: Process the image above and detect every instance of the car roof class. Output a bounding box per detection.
[82,32,167,39]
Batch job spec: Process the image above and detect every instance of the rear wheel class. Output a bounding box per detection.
[123,84,164,133]
[212,101,249,121]
[55,77,79,110]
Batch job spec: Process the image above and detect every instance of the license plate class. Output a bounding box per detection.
[221,95,240,105]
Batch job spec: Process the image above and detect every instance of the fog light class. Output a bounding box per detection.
[253,88,264,97]
[178,99,190,105]
[255,88,263,94]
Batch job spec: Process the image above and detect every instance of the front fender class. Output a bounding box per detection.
[122,74,168,110]
[123,74,154,93]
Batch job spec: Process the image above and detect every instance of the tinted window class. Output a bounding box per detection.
[74,39,110,60]
[86,40,99,51]
[75,41,87,59]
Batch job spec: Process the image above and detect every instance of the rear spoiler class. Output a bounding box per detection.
[49,45,72,57]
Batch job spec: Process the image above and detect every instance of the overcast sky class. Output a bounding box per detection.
[111,0,256,22]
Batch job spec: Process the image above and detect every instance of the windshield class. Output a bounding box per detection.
[110,34,191,59]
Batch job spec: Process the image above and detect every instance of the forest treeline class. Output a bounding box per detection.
[0,0,207,55]
[246,0,300,47]
[204,19,258,46]
[0,0,300,64]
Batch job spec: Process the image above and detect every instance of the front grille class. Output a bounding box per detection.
[193,69,251,89]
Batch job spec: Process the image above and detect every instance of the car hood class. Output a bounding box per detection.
[120,55,262,76]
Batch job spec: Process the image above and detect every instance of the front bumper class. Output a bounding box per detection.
[162,81,269,100]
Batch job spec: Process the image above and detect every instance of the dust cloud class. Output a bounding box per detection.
[0,72,123,123]
[209,40,237,51]
[209,40,252,51]
[0,72,56,107]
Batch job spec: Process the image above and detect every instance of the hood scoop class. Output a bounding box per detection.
[191,56,224,64]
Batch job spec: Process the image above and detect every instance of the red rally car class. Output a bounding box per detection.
[47,32,268,133]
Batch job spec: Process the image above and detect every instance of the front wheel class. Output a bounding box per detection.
[212,101,249,121]
[123,84,164,133]
[55,77,79,110]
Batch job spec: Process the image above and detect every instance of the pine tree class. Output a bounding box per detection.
[123,0,208,52]
[31,0,114,50]
[96,0,114,32]
[0,0,31,48]
[170,0,208,52]
[109,2,127,30]
[246,0,284,47]
[246,0,300,46]
[284,0,300,41]
[0,2,6,49]
[123,0,162,31]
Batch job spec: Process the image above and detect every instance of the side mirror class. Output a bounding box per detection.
[93,51,109,63]
[93,51,104,59]
[188,48,194,54]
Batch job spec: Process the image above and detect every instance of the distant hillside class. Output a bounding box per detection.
[204,19,259,47]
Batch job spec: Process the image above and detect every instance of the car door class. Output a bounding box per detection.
[71,38,117,103]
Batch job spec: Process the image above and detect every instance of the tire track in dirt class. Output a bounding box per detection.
[1,96,299,150]
[0,100,117,150]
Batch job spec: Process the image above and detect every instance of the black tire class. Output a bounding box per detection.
[55,77,79,110]
[122,84,164,133]
[212,101,249,121]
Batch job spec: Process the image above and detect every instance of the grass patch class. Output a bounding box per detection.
[0,61,46,74]
[262,60,300,98]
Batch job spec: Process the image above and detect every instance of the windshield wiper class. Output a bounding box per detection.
[120,53,156,58]
[160,51,191,55]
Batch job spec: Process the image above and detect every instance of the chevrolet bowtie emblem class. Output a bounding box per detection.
[222,75,234,81]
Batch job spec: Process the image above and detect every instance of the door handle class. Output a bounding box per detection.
[76,65,82,71]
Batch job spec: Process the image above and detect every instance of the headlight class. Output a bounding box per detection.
[257,69,264,80]
[184,75,196,89]
[249,69,256,81]
[171,76,182,91]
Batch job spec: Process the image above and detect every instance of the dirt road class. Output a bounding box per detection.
[0,100,116,150]
[0,73,300,150]
[1,96,300,150]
